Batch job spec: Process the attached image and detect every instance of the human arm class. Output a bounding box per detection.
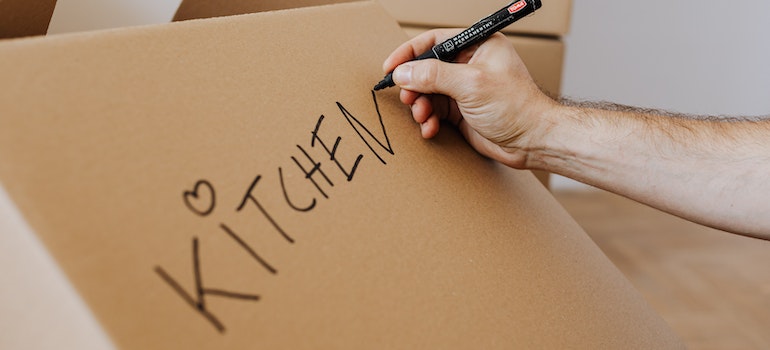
[383,29,770,240]
[543,101,770,240]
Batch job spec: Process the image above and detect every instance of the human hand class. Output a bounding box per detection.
[382,29,558,169]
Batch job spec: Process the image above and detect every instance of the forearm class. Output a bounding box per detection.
[531,101,770,240]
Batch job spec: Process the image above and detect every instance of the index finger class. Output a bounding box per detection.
[382,28,462,73]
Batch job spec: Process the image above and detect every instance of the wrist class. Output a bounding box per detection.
[518,100,577,171]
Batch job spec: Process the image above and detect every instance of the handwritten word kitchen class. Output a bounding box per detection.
[154,90,396,333]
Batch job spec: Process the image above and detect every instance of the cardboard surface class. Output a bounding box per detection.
[0,1,681,348]
[380,0,572,37]
[174,0,571,36]
[174,0,357,21]
[0,0,57,39]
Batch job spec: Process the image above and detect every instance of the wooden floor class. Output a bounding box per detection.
[554,189,770,350]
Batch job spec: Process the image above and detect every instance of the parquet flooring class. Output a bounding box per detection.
[554,189,770,350]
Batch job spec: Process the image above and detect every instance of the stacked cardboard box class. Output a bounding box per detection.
[379,0,571,37]
[0,0,57,39]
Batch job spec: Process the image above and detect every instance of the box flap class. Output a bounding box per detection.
[174,0,571,36]
[174,0,357,21]
[0,0,58,39]
[379,0,572,36]
[0,1,679,348]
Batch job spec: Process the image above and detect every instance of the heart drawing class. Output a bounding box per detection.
[183,179,216,217]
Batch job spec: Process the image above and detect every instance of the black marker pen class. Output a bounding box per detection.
[374,0,542,91]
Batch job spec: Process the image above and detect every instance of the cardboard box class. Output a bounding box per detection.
[174,0,357,21]
[0,1,682,348]
[380,0,572,37]
[0,0,58,39]
[174,0,571,37]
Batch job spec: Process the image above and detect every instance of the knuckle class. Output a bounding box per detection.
[414,61,440,89]
[463,67,488,91]
[489,32,507,41]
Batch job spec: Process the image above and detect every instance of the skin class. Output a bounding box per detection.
[383,29,770,240]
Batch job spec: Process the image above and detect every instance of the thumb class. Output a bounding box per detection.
[392,60,474,99]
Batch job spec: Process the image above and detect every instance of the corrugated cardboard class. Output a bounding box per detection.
[174,0,571,37]
[380,0,571,37]
[0,0,58,39]
[0,1,682,348]
[174,0,356,21]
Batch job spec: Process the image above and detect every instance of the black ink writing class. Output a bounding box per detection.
[220,223,277,275]
[157,90,396,333]
[237,175,295,244]
[291,145,334,199]
[183,180,216,217]
[279,167,316,212]
[154,237,261,333]
[338,90,394,165]
[311,114,363,182]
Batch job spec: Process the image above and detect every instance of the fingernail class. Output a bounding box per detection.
[393,63,412,85]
